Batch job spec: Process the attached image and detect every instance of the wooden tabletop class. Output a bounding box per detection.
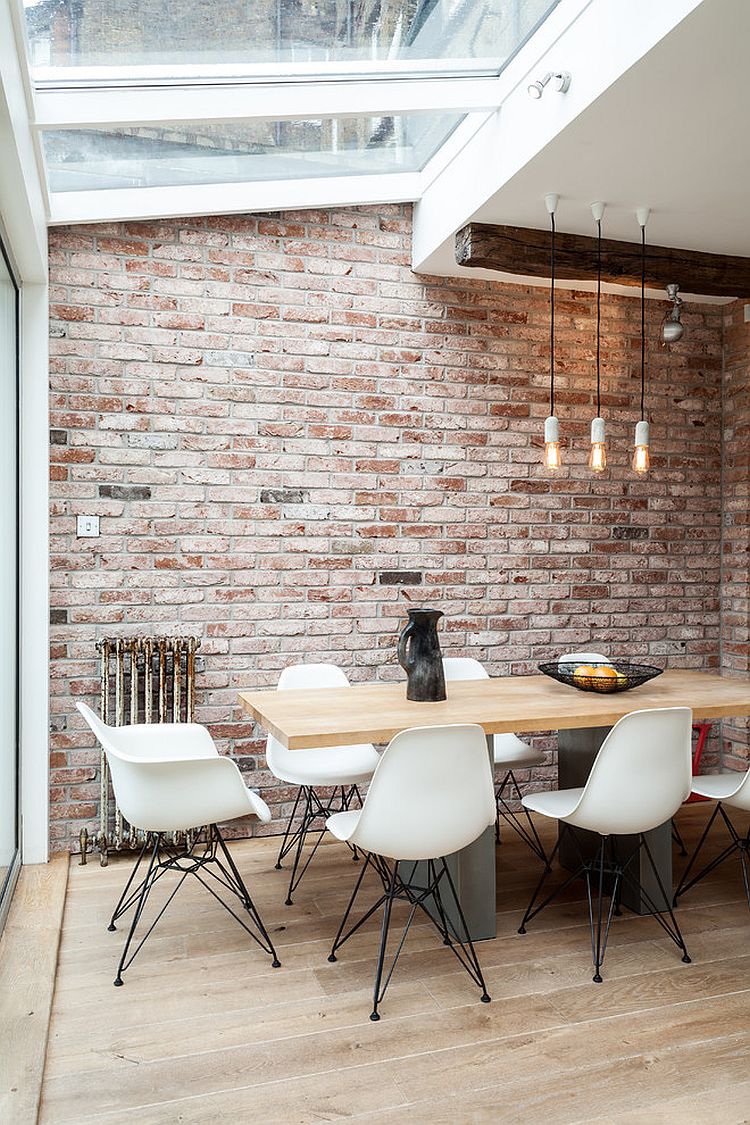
[238,670,750,749]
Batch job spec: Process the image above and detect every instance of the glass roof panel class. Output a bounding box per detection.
[25,1,558,75]
[42,114,463,192]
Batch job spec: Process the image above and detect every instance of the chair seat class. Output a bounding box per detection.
[270,744,379,787]
[691,773,747,803]
[522,787,585,821]
[493,734,543,768]
[326,809,360,843]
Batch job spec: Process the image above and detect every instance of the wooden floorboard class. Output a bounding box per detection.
[40,805,750,1124]
[1,856,69,1125]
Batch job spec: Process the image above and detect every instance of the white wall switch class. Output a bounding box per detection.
[76,515,100,538]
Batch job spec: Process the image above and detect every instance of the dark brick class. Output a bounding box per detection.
[379,571,423,586]
[260,488,306,504]
[50,609,68,625]
[99,484,152,501]
[50,429,68,445]
[613,526,650,540]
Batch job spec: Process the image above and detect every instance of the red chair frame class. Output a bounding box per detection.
[686,722,712,804]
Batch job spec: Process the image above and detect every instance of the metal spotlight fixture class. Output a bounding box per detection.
[527,71,571,99]
[661,283,685,343]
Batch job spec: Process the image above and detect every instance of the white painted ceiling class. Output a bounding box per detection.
[429,0,749,300]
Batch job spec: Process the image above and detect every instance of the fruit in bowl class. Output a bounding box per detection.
[573,664,622,692]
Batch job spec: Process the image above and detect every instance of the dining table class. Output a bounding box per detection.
[238,669,750,941]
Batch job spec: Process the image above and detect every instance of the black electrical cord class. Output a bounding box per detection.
[550,210,555,417]
[640,222,646,420]
[596,217,602,418]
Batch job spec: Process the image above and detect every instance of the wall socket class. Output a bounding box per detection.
[76,515,100,538]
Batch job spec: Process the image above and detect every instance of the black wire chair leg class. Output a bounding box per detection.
[518,830,572,933]
[211,824,281,967]
[671,816,687,857]
[738,841,750,909]
[284,787,315,905]
[718,807,750,910]
[328,852,382,961]
[591,837,606,982]
[370,862,399,1022]
[674,802,723,903]
[638,833,691,963]
[275,786,303,869]
[107,835,151,931]
[503,770,550,866]
[438,858,490,1003]
[113,834,162,986]
[588,837,622,983]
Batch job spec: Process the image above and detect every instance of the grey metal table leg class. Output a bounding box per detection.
[409,734,497,941]
[557,726,672,914]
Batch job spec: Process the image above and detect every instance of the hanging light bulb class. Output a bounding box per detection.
[589,416,607,472]
[543,192,561,469]
[544,415,561,469]
[633,207,651,474]
[588,201,607,472]
[632,419,650,474]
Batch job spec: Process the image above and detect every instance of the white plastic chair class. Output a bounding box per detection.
[674,762,750,909]
[267,663,380,905]
[443,657,548,865]
[517,707,693,982]
[325,723,496,1021]
[557,650,609,671]
[76,701,280,986]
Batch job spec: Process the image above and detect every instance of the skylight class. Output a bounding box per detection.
[43,114,463,192]
[19,0,562,223]
[25,0,558,76]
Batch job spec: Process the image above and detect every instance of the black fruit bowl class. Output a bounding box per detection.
[538,660,663,694]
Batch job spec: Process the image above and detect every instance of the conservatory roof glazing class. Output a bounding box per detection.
[16,0,561,223]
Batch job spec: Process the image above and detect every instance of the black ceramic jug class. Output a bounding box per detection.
[397,608,447,702]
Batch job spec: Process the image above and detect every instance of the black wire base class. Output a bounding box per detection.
[327,851,491,1021]
[275,783,362,905]
[107,823,280,986]
[495,768,550,867]
[518,824,691,983]
[674,801,750,909]
[671,817,688,857]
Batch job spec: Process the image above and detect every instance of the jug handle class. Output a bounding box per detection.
[397,619,415,672]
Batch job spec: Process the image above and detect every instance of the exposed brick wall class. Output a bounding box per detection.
[721,300,750,768]
[48,205,726,852]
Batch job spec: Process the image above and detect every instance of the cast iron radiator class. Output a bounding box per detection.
[78,635,201,866]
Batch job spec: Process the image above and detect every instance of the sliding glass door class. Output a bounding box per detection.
[0,240,19,929]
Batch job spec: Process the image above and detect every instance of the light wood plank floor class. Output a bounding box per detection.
[41,805,750,1124]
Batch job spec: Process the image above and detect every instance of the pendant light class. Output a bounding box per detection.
[543,193,561,470]
[588,201,607,472]
[633,207,651,474]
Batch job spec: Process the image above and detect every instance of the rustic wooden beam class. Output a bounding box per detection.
[455,222,750,298]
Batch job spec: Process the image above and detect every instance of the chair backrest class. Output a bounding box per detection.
[566,707,693,835]
[277,663,350,692]
[348,724,495,861]
[266,663,350,771]
[558,650,609,668]
[442,657,489,682]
